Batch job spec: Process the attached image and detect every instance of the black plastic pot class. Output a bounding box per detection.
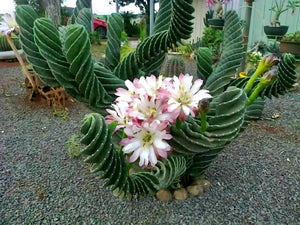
[264,25,289,39]
[208,18,224,30]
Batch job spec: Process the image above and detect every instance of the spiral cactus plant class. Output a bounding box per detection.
[15,0,297,199]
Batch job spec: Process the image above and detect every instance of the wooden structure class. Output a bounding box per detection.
[6,30,69,109]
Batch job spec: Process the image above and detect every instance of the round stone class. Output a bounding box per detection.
[156,189,172,202]
[187,185,204,196]
[173,188,188,200]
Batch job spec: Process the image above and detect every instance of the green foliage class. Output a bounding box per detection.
[67,135,82,157]
[269,0,300,26]
[122,12,140,37]
[201,27,223,58]
[282,31,300,42]
[120,43,134,61]
[176,43,194,57]
[61,5,72,25]
[90,31,101,45]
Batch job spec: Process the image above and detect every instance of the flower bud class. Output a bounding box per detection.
[261,53,281,68]
[260,66,278,86]
[198,99,210,114]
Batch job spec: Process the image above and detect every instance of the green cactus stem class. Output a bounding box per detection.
[164,56,185,77]
[246,66,278,106]
[244,54,280,95]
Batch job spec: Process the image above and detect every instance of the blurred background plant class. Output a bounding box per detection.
[282,30,300,42]
[201,27,223,60]
[245,51,262,74]
[122,12,140,38]
[269,0,300,26]
[206,0,231,18]
[90,31,102,45]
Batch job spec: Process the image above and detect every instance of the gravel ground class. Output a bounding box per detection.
[0,63,299,225]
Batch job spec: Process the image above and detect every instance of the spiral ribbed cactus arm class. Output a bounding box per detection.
[114,0,194,80]
[69,0,91,24]
[93,62,126,96]
[104,13,124,70]
[152,0,172,34]
[170,87,247,178]
[167,0,194,43]
[80,113,159,197]
[64,25,113,107]
[33,18,80,97]
[262,53,297,98]
[154,155,187,189]
[204,11,244,96]
[170,87,246,156]
[114,52,141,80]
[196,47,213,82]
[75,8,92,33]
[15,5,60,87]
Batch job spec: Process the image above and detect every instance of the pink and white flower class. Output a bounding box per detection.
[120,121,172,167]
[105,101,130,132]
[106,74,212,167]
[168,74,212,121]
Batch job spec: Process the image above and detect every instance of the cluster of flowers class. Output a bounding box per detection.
[206,0,230,8]
[106,74,212,167]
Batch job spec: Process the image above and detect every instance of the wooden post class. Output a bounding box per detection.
[6,31,37,92]
[240,0,255,72]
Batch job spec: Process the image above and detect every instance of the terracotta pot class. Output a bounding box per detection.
[279,41,300,58]
[264,25,289,39]
[208,18,224,30]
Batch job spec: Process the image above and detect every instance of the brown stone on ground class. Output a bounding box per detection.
[193,179,211,192]
[156,189,172,202]
[173,188,188,200]
[187,185,204,197]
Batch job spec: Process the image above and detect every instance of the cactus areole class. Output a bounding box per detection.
[15,0,297,199]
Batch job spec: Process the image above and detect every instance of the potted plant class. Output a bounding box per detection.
[206,0,231,29]
[264,0,300,39]
[279,31,300,57]
[0,13,22,59]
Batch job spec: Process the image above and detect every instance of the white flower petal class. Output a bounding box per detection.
[129,147,142,163]
[190,79,203,94]
[154,139,169,149]
[122,139,140,153]
[182,105,191,115]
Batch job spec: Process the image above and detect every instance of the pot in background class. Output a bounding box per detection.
[264,25,289,39]
[208,18,224,30]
